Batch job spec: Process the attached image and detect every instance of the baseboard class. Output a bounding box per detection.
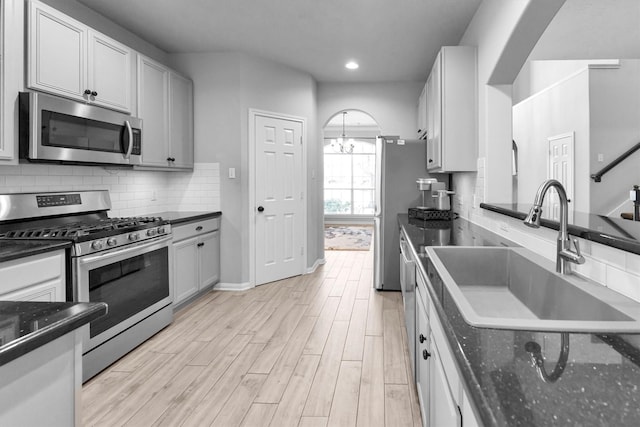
[213,281,253,291]
[306,258,326,274]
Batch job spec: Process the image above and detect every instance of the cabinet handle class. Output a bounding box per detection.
[84,89,91,95]
[167,157,176,162]
[197,242,205,248]
[419,334,426,343]
[195,226,203,231]
[428,159,433,163]
[423,349,431,360]
[91,91,98,97]
[257,206,265,212]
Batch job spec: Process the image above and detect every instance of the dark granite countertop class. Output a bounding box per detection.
[149,211,221,226]
[0,240,72,263]
[481,202,640,255]
[0,301,107,366]
[399,214,640,426]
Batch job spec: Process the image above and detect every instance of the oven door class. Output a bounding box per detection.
[75,235,172,353]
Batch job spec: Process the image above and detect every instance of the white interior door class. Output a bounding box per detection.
[547,132,575,222]
[254,113,304,285]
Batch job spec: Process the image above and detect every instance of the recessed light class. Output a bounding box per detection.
[345,61,359,70]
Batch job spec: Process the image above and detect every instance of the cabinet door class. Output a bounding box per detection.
[198,231,220,289]
[169,72,194,169]
[173,237,199,304]
[28,1,86,101]
[417,83,427,137]
[138,55,170,167]
[430,337,461,427]
[415,290,430,427]
[426,53,442,171]
[88,30,132,112]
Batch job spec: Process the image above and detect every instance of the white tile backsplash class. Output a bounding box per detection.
[0,162,220,217]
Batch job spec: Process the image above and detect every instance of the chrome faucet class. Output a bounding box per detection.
[523,179,585,274]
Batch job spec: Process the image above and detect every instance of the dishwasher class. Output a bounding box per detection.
[399,230,417,378]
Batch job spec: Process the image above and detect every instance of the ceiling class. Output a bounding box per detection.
[76,0,482,83]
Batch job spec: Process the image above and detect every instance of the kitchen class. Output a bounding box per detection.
[0,0,640,426]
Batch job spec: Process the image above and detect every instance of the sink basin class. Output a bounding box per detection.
[426,246,640,332]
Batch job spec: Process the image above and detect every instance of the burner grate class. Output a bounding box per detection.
[1,216,165,240]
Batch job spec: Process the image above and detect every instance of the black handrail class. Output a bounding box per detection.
[591,142,640,182]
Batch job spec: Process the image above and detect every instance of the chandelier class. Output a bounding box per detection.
[330,111,355,154]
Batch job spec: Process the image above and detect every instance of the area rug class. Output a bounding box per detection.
[324,224,373,251]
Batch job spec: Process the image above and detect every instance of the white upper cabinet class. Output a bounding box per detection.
[425,46,477,173]
[417,83,428,139]
[137,54,194,170]
[169,72,195,169]
[27,0,133,113]
[138,55,170,167]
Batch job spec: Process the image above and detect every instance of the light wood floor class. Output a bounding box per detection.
[82,248,422,427]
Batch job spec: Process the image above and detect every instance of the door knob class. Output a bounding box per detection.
[257,206,265,212]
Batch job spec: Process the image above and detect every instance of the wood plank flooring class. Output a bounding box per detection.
[82,248,422,427]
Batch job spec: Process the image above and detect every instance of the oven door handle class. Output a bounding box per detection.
[78,235,172,265]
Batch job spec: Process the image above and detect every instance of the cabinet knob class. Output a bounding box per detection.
[428,159,433,163]
[257,206,265,212]
[167,157,176,162]
[419,334,426,343]
[84,89,92,95]
[197,242,205,248]
[196,226,203,231]
[91,91,98,97]
[423,349,431,360]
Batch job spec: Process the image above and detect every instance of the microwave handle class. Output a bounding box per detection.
[124,120,134,159]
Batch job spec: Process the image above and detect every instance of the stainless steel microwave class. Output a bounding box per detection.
[19,91,142,166]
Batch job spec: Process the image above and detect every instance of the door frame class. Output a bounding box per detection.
[248,108,308,287]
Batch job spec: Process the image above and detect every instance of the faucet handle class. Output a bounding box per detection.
[571,238,586,264]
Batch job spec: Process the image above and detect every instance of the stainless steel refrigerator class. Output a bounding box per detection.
[373,137,431,290]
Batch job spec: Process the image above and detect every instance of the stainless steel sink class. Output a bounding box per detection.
[426,246,640,332]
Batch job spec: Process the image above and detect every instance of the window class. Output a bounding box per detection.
[324,139,376,215]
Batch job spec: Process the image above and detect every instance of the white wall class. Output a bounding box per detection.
[317,82,423,138]
[512,69,590,212]
[172,52,320,286]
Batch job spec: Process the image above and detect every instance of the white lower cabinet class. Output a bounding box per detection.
[172,218,220,307]
[0,250,66,301]
[415,267,480,427]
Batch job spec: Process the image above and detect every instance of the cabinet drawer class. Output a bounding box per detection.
[0,251,65,297]
[429,298,461,399]
[172,218,220,242]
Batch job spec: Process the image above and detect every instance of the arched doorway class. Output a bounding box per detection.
[323,110,380,218]
[322,110,380,252]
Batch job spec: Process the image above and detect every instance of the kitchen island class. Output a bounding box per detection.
[0,300,107,426]
[400,214,640,426]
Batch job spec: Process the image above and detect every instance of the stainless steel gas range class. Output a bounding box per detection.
[0,190,173,381]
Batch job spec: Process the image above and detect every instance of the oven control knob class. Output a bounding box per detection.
[158,226,166,234]
[147,228,157,237]
[128,233,140,241]
[91,240,104,250]
[107,238,118,247]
